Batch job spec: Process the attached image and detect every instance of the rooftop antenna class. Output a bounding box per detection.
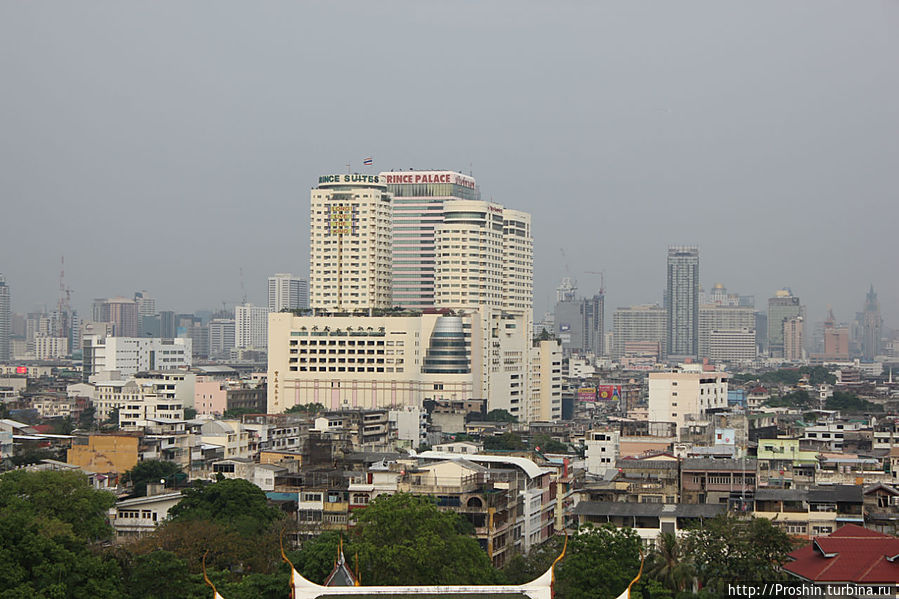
[239,268,247,305]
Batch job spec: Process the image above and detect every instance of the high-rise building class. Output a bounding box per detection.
[783,316,804,362]
[767,290,802,358]
[208,319,236,360]
[133,291,156,317]
[381,170,479,310]
[528,338,563,422]
[612,305,667,359]
[554,291,604,356]
[666,246,699,359]
[92,297,140,338]
[268,273,309,312]
[698,305,756,359]
[310,174,392,311]
[861,285,882,361]
[270,171,539,420]
[821,309,849,361]
[235,303,269,350]
[0,275,9,362]
[434,199,532,311]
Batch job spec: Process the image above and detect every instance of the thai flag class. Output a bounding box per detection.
[363,157,373,166]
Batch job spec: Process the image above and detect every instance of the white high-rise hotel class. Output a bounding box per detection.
[268,171,557,421]
[309,174,392,311]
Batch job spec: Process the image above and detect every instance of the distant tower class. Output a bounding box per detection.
[767,289,802,358]
[268,273,309,312]
[666,246,699,359]
[861,284,882,361]
[0,274,9,362]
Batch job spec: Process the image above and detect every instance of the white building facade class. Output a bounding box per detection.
[648,371,728,432]
[82,336,192,381]
[268,273,309,312]
[235,303,269,350]
[310,174,392,311]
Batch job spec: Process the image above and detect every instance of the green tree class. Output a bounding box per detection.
[645,532,693,593]
[223,407,258,419]
[531,434,568,454]
[682,514,795,593]
[0,469,116,541]
[0,470,122,599]
[483,432,526,451]
[555,524,643,599]
[184,407,197,420]
[126,550,201,599]
[123,459,183,497]
[168,479,282,537]
[349,493,501,585]
[77,405,96,430]
[484,409,517,423]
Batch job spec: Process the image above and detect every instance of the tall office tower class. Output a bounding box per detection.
[767,289,802,358]
[92,297,140,337]
[235,303,269,349]
[822,308,849,360]
[0,275,9,362]
[381,170,479,309]
[268,273,309,312]
[207,319,235,360]
[861,285,882,361]
[698,305,756,359]
[666,246,700,359]
[502,209,533,313]
[783,316,804,362]
[612,304,667,360]
[133,291,156,317]
[310,174,392,311]
[159,311,176,338]
[554,292,604,356]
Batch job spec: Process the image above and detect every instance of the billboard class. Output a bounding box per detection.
[577,387,596,401]
[15,366,27,375]
[597,385,622,401]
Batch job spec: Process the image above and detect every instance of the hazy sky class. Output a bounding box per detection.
[2,1,897,326]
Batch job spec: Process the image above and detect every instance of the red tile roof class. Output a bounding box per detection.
[785,524,899,584]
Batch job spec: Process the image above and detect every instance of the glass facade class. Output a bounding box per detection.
[422,316,470,374]
[666,247,699,358]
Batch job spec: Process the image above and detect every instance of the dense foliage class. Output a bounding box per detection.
[0,472,800,599]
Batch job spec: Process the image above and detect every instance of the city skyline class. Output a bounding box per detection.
[1,1,897,326]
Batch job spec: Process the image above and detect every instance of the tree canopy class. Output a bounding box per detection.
[168,478,283,537]
[123,459,183,497]
[484,409,517,423]
[349,493,501,585]
[483,432,526,451]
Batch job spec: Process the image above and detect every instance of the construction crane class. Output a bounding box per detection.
[584,270,605,295]
[56,255,73,338]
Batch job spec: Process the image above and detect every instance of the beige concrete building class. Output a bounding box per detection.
[310,174,392,311]
[612,305,666,359]
[698,305,755,358]
[708,328,757,362]
[648,371,728,432]
[528,339,562,422]
[784,316,804,362]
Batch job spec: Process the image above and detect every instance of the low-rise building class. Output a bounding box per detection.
[112,490,183,541]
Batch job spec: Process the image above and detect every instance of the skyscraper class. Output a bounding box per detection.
[783,316,804,362]
[666,246,699,359]
[767,290,802,358]
[381,170,479,310]
[235,303,269,350]
[0,275,9,362]
[92,297,139,337]
[554,289,604,356]
[861,284,882,361]
[309,174,392,311]
[434,199,533,313]
[268,273,309,312]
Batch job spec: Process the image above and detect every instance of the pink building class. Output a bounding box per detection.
[194,378,227,415]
